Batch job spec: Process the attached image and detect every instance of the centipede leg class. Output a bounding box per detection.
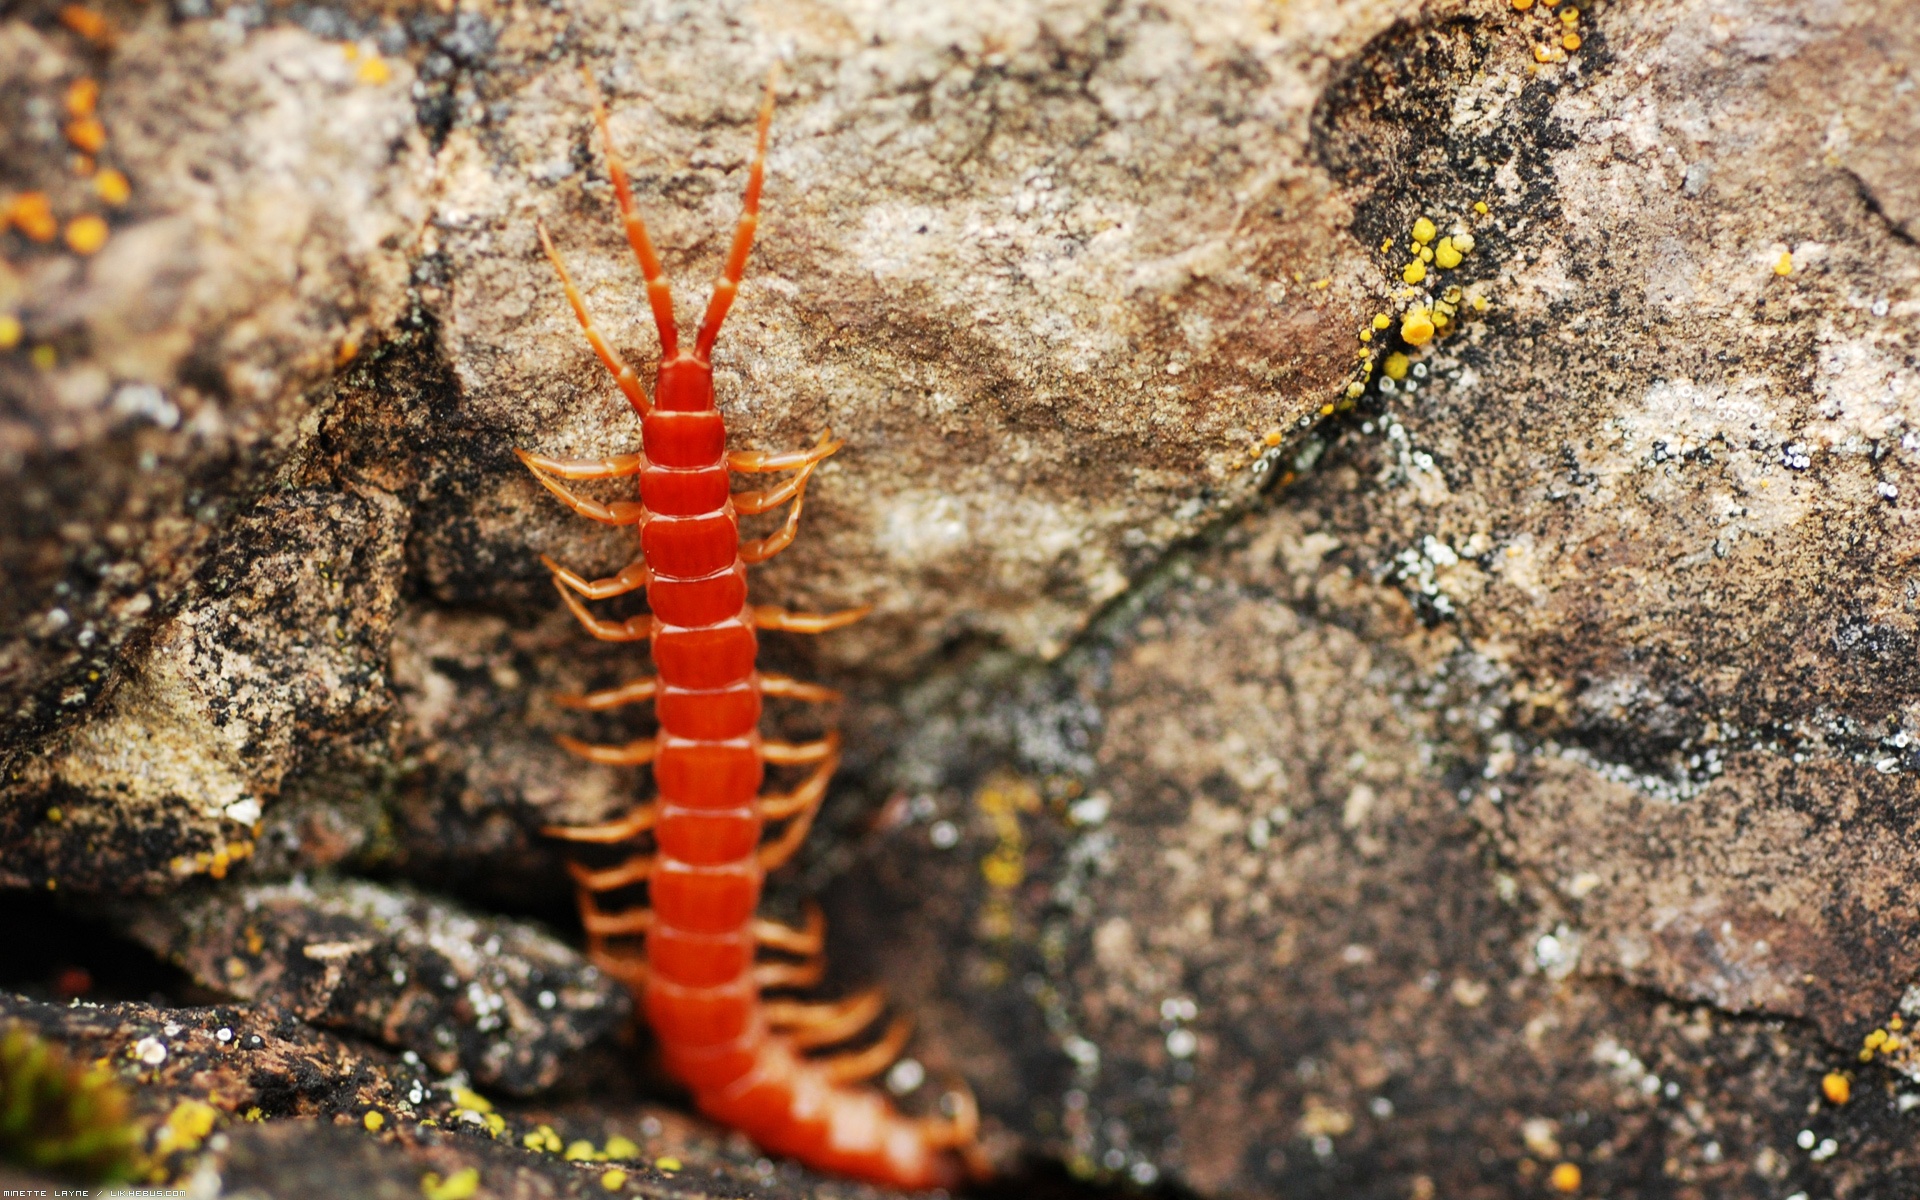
[519,455,646,525]
[816,1016,914,1085]
[753,604,873,634]
[761,756,837,824]
[543,804,657,843]
[580,900,654,938]
[752,905,825,955]
[738,484,813,564]
[589,947,649,991]
[732,459,820,515]
[754,959,826,990]
[762,733,839,766]
[516,450,642,480]
[727,429,841,474]
[545,554,651,601]
[555,584,654,642]
[758,674,841,703]
[758,785,827,870]
[568,855,653,891]
[556,734,658,765]
[763,988,888,1050]
[555,676,658,711]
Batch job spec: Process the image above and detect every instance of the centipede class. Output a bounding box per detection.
[514,67,985,1188]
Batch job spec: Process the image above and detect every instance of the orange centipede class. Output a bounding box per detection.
[515,67,986,1188]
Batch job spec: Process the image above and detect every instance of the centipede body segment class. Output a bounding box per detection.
[518,67,983,1188]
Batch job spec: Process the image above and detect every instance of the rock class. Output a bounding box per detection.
[117,876,628,1096]
[1,0,1918,1195]
[0,990,886,1198]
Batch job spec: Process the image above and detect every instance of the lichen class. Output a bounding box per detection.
[0,1024,144,1182]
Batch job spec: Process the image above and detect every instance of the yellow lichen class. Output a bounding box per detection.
[1383,353,1411,382]
[1402,260,1428,285]
[363,1111,385,1131]
[0,315,20,349]
[1774,251,1793,276]
[1400,308,1436,346]
[94,168,130,206]
[603,1135,639,1159]
[654,1156,682,1172]
[420,1168,480,1200]
[1548,1162,1581,1192]
[356,57,391,85]
[1372,313,1391,330]
[1434,237,1463,269]
[601,1168,628,1190]
[1822,1072,1851,1105]
[564,1140,597,1161]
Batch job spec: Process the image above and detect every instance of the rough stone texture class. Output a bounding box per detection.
[118,876,630,1095]
[0,991,887,1199]
[2,0,1919,1195]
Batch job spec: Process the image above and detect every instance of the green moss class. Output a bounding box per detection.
[0,1025,143,1182]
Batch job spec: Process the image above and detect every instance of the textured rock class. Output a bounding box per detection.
[1,0,1919,1195]
[119,876,629,1095]
[0,991,887,1199]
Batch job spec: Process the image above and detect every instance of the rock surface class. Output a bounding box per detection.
[119,876,630,1095]
[0,991,884,1199]
[2,0,1919,1195]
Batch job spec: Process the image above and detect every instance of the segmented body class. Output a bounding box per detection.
[515,70,980,1188]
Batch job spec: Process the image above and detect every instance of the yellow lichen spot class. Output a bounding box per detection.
[31,345,57,369]
[9,192,59,242]
[420,1168,480,1200]
[1411,217,1438,244]
[1864,1029,1887,1051]
[1345,382,1365,399]
[603,1135,639,1159]
[654,1156,682,1172]
[1471,294,1490,312]
[364,1110,386,1131]
[244,1107,263,1122]
[1860,1048,1875,1062]
[154,1099,219,1156]
[1402,260,1428,285]
[601,1169,628,1191]
[1372,313,1392,330]
[0,315,20,349]
[59,4,113,42]
[1512,0,1534,8]
[1383,353,1411,382]
[1473,201,1489,215]
[94,168,130,206]
[1892,1016,1905,1031]
[1319,403,1335,416]
[66,77,100,118]
[1561,7,1580,22]
[1534,44,1559,63]
[1434,237,1463,269]
[1400,308,1436,346]
[1380,238,1394,253]
[67,118,107,158]
[449,1086,493,1113]
[483,1112,506,1137]
[65,214,108,255]
[1562,33,1582,50]
[1358,328,1373,343]
[1822,1072,1851,1105]
[357,56,391,85]
[1542,0,1559,6]
[1548,1162,1581,1193]
[564,1140,597,1162]
[1309,277,1332,290]
[1263,431,1283,447]
[1774,251,1793,276]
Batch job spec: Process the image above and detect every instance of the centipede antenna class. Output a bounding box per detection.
[583,66,679,359]
[693,63,778,362]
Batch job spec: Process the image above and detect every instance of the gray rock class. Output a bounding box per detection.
[119,877,629,1095]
